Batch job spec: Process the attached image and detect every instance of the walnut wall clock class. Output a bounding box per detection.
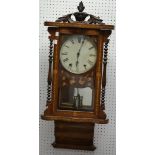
[41,1,114,151]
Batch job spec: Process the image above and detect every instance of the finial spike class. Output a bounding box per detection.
[77,1,85,12]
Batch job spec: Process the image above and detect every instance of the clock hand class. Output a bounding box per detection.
[76,52,80,66]
[78,37,85,56]
[75,61,79,72]
[75,37,86,68]
[76,60,79,67]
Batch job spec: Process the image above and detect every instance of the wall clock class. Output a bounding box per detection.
[41,1,114,151]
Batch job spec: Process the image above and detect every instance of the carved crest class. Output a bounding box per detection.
[56,1,104,24]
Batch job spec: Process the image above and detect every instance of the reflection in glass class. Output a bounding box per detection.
[59,86,94,111]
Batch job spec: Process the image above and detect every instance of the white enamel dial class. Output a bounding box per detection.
[60,35,97,74]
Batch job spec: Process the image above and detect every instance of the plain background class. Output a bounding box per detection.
[0,0,155,155]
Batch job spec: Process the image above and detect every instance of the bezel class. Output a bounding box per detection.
[59,34,97,75]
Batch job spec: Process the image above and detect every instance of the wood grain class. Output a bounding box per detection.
[42,21,114,150]
[45,21,114,30]
[52,121,96,151]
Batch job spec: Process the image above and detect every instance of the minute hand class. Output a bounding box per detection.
[76,38,85,68]
[78,38,85,55]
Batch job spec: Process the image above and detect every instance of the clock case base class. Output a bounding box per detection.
[52,121,96,151]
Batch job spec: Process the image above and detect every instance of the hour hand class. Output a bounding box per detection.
[68,63,72,70]
[76,61,79,67]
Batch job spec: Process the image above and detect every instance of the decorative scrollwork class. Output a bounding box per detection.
[56,1,104,24]
[46,39,53,105]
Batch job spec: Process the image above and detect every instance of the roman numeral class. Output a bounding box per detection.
[68,63,72,70]
[83,64,87,69]
[70,39,74,44]
[78,37,81,43]
[88,60,93,65]
[61,52,68,55]
[63,58,69,62]
[65,45,69,48]
[89,46,94,50]
[89,54,96,57]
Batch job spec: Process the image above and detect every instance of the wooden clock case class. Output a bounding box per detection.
[41,2,114,151]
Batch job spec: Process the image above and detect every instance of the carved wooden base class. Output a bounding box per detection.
[52,121,96,151]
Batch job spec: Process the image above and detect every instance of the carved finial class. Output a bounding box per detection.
[77,1,85,12]
[56,1,104,24]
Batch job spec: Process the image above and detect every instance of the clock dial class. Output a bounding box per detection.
[60,35,97,74]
